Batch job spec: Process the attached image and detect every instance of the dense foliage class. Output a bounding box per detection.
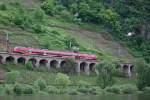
[96,61,116,89]
[136,59,150,90]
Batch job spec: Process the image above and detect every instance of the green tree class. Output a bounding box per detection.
[61,58,77,74]
[25,61,34,71]
[41,0,55,15]
[5,71,20,84]
[96,61,116,89]
[34,78,47,90]
[55,73,71,89]
[136,59,150,90]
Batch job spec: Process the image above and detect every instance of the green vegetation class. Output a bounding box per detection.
[55,73,70,89]
[105,84,138,94]
[0,64,139,95]
[25,61,34,71]
[34,78,47,91]
[5,71,20,84]
[0,0,150,96]
[96,61,115,88]
[136,59,150,90]
[61,58,77,74]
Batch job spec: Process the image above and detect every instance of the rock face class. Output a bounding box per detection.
[0,67,5,83]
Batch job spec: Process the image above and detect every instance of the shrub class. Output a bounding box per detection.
[5,71,20,84]
[13,84,23,95]
[105,85,121,94]
[68,89,79,95]
[4,85,14,95]
[60,10,73,21]
[0,3,7,10]
[64,37,79,50]
[76,81,97,94]
[12,15,23,26]
[33,24,46,34]
[55,73,70,89]
[121,84,138,94]
[34,78,47,91]
[37,91,49,96]
[61,58,77,74]
[53,5,66,15]
[135,59,150,90]
[77,86,89,94]
[51,30,60,35]
[77,80,90,88]
[113,69,127,78]
[25,61,34,71]
[144,87,150,93]
[41,0,54,15]
[23,85,34,94]
[46,86,59,94]
[96,61,116,89]
[33,8,45,23]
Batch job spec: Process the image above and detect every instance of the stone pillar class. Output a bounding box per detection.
[46,61,50,70]
[1,57,6,64]
[127,65,132,77]
[95,63,99,75]
[57,61,61,68]
[76,62,80,75]
[85,63,90,75]
[14,58,18,65]
[35,59,40,68]
[24,57,28,65]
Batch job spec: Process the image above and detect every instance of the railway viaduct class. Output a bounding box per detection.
[0,53,134,76]
[0,53,99,75]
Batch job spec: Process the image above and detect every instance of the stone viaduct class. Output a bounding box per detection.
[0,53,99,75]
[0,53,134,76]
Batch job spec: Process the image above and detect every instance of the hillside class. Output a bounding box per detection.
[0,0,150,96]
[0,0,135,62]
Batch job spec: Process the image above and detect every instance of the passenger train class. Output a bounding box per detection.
[13,47,97,60]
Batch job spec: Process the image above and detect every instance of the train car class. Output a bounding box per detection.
[13,46,97,60]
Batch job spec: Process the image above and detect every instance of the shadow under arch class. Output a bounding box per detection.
[80,62,88,73]
[17,57,26,65]
[89,63,96,72]
[60,60,67,68]
[39,59,48,67]
[6,56,14,64]
[50,60,59,69]
[0,55,3,64]
[28,58,37,67]
[123,65,129,71]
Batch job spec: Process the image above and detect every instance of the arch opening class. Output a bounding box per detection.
[17,57,26,65]
[89,63,95,72]
[50,60,59,69]
[60,61,67,68]
[130,65,134,72]
[123,65,129,71]
[28,58,37,67]
[80,62,88,72]
[6,56,14,64]
[39,59,48,67]
[0,55,3,64]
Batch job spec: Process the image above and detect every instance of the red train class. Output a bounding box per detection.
[13,47,97,60]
